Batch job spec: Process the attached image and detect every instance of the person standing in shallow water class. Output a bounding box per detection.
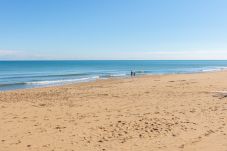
[131,71,136,77]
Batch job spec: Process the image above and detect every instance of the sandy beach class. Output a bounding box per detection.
[0,71,227,151]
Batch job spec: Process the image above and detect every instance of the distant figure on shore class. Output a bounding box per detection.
[131,71,136,77]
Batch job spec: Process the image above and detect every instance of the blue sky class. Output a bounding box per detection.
[0,0,227,60]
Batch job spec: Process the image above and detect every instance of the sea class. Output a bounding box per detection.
[1,60,227,91]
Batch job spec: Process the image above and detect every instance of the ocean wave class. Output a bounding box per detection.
[25,76,99,85]
[0,76,100,88]
[0,73,91,80]
[0,82,26,87]
[100,73,127,78]
[201,67,227,72]
[110,73,127,77]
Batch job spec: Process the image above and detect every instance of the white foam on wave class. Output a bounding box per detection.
[201,67,227,72]
[25,76,99,85]
[110,73,127,77]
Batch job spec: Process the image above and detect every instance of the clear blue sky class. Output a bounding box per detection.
[0,0,227,60]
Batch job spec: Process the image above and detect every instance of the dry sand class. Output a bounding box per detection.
[0,71,227,151]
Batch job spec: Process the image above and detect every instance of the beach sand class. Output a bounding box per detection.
[0,71,227,151]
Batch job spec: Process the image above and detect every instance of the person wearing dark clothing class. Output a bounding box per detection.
[131,70,133,77]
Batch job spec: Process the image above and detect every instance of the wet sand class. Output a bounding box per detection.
[0,71,227,151]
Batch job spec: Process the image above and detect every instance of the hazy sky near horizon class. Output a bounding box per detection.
[0,0,227,60]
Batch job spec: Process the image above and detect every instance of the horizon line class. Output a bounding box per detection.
[1,59,227,61]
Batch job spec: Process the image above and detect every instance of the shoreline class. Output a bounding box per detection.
[1,70,227,150]
[1,70,226,93]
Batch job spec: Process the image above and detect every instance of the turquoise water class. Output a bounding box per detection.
[1,60,227,91]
